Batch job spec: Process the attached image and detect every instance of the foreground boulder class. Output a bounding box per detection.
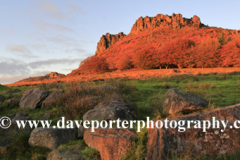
[0,94,5,102]
[83,97,136,121]
[84,128,137,160]
[0,113,31,136]
[19,88,49,109]
[47,145,85,160]
[146,103,240,159]
[163,88,208,116]
[6,98,21,106]
[29,127,78,150]
[42,89,64,108]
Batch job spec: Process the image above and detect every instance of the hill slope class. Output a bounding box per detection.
[69,13,239,76]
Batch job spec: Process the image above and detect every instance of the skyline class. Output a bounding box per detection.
[1,0,240,84]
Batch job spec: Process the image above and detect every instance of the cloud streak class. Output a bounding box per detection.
[6,44,30,54]
[29,58,82,69]
[39,1,69,20]
[34,21,73,32]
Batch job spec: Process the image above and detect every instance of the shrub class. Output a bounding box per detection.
[193,37,221,68]
[159,38,195,68]
[218,33,226,45]
[133,46,160,70]
[116,55,134,70]
[221,36,240,67]
[79,56,109,74]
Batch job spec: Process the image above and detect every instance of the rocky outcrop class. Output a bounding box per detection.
[45,72,65,79]
[162,88,208,116]
[84,128,137,160]
[42,89,64,108]
[146,103,240,159]
[95,32,126,55]
[29,127,78,150]
[83,97,136,121]
[130,13,204,34]
[19,88,49,109]
[47,145,85,160]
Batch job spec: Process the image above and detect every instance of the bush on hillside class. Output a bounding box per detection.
[221,36,240,67]
[159,38,195,68]
[79,56,109,74]
[193,38,221,68]
[116,56,134,70]
[133,46,160,70]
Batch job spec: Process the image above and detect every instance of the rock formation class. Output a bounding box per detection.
[95,32,126,55]
[130,13,204,34]
[19,88,49,109]
[163,88,208,116]
[84,128,137,160]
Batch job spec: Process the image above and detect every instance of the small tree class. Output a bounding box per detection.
[218,33,226,45]
[116,56,133,70]
[221,37,240,67]
[133,46,160,70]
[159,38,195,68]
[79,56,109,74]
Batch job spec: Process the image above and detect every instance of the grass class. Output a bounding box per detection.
[0,72,240,159]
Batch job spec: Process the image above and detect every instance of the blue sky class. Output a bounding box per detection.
[0,0,239,84]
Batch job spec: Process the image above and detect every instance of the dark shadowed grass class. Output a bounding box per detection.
[0,130,50,160]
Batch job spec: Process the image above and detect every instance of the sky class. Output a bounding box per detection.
[0,0,240,84]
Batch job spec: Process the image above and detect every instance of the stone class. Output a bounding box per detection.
[130,13,204,34]
[146,103,240,159]
[29,127,78,150]
[47,145,85,160]
[83,97,136,121]
[84,128,137,160]
[42,89,64,108]
[163,88,208,116]
[6,98,21,106]
[0,113,32,136]
[0,94,5,102]
[19,88,49,109]
[95,32,126,55]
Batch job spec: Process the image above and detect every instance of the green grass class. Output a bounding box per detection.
[1,72,240,159]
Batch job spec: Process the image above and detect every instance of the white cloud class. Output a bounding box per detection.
[34,21,73,32]
[39,1,69,20]
[6,44,30,54]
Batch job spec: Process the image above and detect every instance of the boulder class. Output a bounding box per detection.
[19,88,49,109]
[6,98,21,106]
[0,94,5,102]
[163,88,208,116]
[146,103,240,159]
[47,145,85,160]
[29,127,78,150]
[42,89,64,108]
[0,113,32,136]
[6,89,21,94]
[83,97,136,121]
[84,128,137,160]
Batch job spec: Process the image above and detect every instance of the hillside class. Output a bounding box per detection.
[6,13,240,86]
[69,13,239,76]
